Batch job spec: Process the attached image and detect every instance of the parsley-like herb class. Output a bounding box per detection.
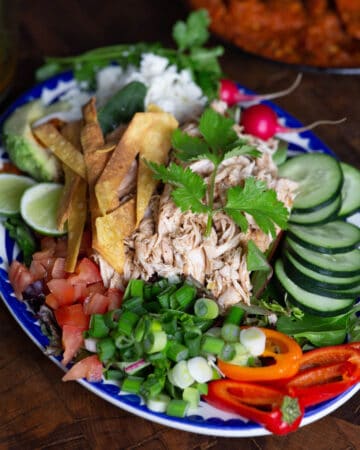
[36,10,223,98]
[147,108,288,237]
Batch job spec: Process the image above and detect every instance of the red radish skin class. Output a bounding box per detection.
[241,104,346,140]
[219,74,302,107]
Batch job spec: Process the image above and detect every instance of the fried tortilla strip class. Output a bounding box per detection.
[60,120,83,149]
[80,98,110,248]
[33,123,87,179]
[94,198,136,274]
[57,164,82,231]
[136,112,178,226]
[95,113,152,215]
[65,178,88,273]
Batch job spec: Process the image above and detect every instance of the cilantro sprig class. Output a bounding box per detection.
[36,10,223,98]
[148,108,289,237]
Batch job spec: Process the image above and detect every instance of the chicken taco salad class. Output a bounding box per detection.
[0,10,359,436]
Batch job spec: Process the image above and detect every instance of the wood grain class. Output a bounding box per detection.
[0,1,359,449]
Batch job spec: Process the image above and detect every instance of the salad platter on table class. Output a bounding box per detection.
[0,10,359,438]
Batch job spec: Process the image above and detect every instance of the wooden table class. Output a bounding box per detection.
[1,1,359,448]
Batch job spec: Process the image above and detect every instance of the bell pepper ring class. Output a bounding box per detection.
[217,328,303,381]
[286,360,360,408]
[204,379,304,435]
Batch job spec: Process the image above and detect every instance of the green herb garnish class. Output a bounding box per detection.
[148,108,288,236]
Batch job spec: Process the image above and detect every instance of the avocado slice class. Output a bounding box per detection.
[2,100,63,182]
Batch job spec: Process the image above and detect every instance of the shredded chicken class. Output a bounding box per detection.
[121,123,297,310]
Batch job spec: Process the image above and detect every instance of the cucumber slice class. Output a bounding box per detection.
[275,259,355,316]
[338,162,360,218]
[286,237,360,276]
[288,221,360,254]
[20,183,66,236]
[283,250,360,289]
[0,174,35,216]
[289,194,341,225]
[282,259,360,298]
[279,153,343,213]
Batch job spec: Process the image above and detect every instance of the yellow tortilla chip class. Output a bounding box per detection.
[33,123,87,179]
[95,113,151,215]
[94,198,136,273]
[65,178,88,273]
[136,112,178,226]
[57,164,81,231]
[60,120,83,150]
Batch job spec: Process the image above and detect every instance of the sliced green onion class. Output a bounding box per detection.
[166,340,189,362]
[228,343,250,365]
[143,331,167,354]
[170,284,196,310]
[172,360,194,389]
[195,382,208,395]
[183,387,200,409]
[121,296,145,314]
[224,305,245,325]
[150,319,162,332]
[124,279,144,300]
[89,314,110,338]
[205,327,222,338]
[121,343,143,361]
[187,356,213,383]
[144,301,161,313]
[134,316,149,342]
[184,333,201,358]
[121,376,144,394]
[166,399,189,417]
[113,332,133,349]
[161,313,177,335]
[157,285,177,309]
[219,343,236,361]
[104,369,124,381]
[221,323,240,342]
[117,310,139,336]
[103,309,122,329]
[201,335,225,355]
[141,373,165,398]
[146,393,171,413]
[194,298,219,319]
[240,327,266,356]
[97,337,116,362]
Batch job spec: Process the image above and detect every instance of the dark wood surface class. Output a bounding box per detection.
[0,1,359,449]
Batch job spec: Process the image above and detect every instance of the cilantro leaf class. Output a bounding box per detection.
[225,177,289,237]
[172,9,210,51]
[147,161,209,214]
[199,108,238,156]
[247,240,270,272]
[223,143,261,160]
[171,128,210,162]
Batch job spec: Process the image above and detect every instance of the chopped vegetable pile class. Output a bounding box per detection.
[1,9,359,437]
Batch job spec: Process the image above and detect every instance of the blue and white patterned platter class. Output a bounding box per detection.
[0,73,359,437]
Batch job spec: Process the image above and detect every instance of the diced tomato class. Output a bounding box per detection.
[45,293,59,309]
[83,292,109,315]
[54,304,90,329]
[47,278,75,306]
[72,282,89,303]
[51,257,66,279]
[68,258,102,285]
[87,281,106,296]
[106,288,123,311]
[54,237,68,258]
[61,325,84,366]
[62,355,103,382]
[8,260,35,300]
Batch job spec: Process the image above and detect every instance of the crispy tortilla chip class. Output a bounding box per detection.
[80,98,109,249]
[33,123,87,179]
[94,198,136,274]
[57,164,81,231]
[60,120,83,150]
[95,113,152,215]
[136,112,178,226]
[65,178,88,273]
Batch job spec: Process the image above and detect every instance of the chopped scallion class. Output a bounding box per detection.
[194,298,219,319]
[166,399,189,418]
[97,337,116,362]
[121,376,144,394]
[221,323,240,342]
[224,305,245,325]
[143,331,167,354]
[166,340,189,362]
[201,335,225,355]
[117,310,139,336]
[89,314,110,338]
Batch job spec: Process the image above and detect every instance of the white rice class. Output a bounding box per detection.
[40,53,207,125]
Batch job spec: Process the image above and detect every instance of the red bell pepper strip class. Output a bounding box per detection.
[204,379,304,435]
[286,360,360,407]
[217,328,303,381]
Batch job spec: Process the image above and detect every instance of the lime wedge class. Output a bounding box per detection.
[0,173,35,216]
[20,182,66,236]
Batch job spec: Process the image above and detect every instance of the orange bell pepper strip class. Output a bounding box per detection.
[217,328,302,381]
[205,379,304,435]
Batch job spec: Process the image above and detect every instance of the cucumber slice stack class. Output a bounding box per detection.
[275,152,360,316]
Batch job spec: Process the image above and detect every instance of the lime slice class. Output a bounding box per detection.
[20,182,66,236]
[0,173,35,216]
